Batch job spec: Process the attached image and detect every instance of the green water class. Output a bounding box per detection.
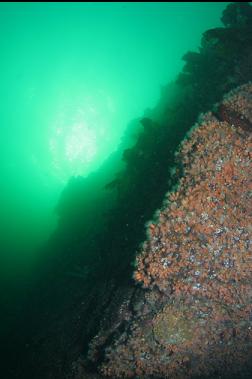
[0,2,228,277]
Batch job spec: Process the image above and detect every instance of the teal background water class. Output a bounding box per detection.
[0,2,227,276]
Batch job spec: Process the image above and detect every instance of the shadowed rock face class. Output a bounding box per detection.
[152,304,197,346]
[86,83,252,379]
[217,83,252,133]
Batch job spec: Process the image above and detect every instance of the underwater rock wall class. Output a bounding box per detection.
[6,4,252,379]
[86,83,252,378]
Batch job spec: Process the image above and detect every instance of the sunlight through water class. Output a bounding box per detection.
[49,89,117,183]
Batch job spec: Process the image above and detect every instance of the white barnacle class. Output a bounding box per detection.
[201,212,209,221]
[192,283,201,290]
[161,257,172,268]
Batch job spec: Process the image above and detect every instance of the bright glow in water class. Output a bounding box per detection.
[49,90,116,182]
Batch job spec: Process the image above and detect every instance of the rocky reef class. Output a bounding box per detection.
[86,83,252,379]
[4,4,252,379]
